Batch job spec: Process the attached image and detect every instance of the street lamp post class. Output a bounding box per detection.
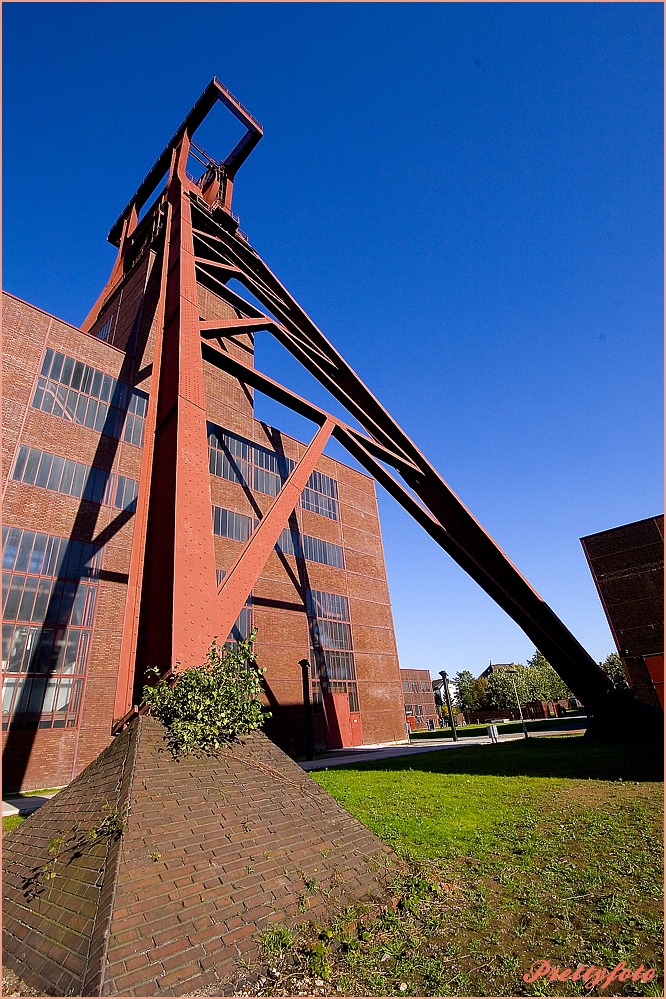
[439,671,458,742]
[299,659,315,761]
[506,668,529,739]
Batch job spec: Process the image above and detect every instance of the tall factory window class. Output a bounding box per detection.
[208,422,339,520]
[215,569,253,647]
[307,589,359,712]
[276,528,345,569]
[2,528,102,729]
[208,426,253,485]
[300,470,339,521]
[11,446,138,512]
[212,507,257,543]
[33,349,148,446]
[253,441,294,497]
[96,316,114,342]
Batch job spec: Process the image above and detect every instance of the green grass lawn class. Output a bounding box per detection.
[291,736,663,997]
[409,715,585,740]
[2,814,25,834]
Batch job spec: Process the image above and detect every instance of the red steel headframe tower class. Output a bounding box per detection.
[84,79,615,727]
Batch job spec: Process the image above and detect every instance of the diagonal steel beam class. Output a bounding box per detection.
[198,225,613,705]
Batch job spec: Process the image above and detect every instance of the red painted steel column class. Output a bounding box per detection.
[645,654,664,708]
[216,418,335,643]
[136,134,219,680]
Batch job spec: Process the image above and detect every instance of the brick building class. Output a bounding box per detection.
[400,667,438,731]
[581,515,664,709]
[2,272,406,790]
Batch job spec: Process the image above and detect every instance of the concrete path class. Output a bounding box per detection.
[299,723,586,770]
[299,732,526,770]
[2,793,58,817]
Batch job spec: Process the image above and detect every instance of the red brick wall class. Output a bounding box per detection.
[2,252,406,789]
[2,291,150,789]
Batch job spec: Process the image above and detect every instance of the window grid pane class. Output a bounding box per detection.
[2,529,101,730]
[216,569,253,647]
[11,447,138,512]
[31,350,147,446]
[307,587,357,712]
[213,507,342,569]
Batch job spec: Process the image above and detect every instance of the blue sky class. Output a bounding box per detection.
[3,3,663,677]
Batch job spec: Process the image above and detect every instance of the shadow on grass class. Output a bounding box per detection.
[331,735,664,783]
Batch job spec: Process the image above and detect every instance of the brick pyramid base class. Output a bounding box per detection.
[3,717,397,996]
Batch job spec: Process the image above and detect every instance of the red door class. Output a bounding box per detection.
[349,712,363,747]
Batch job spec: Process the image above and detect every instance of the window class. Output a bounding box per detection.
[208,426,253,486]
[216,569,253,647]
[34,348,148,446]
[2,527,102,729]
[307,589,358,713]
[212,507,257,543]
[277,529,344,569]
[299,470,339,521]
[208,422,339,520]
[96,316,113,342]
[211,507,344,569]
[11,446,138,512]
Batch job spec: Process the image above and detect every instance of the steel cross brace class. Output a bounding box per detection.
[216,418,335,643]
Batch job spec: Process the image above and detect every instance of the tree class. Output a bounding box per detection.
[454,671,487,714]
[524,650,572,701]
[599,652,629,691]
[484,668,523,710]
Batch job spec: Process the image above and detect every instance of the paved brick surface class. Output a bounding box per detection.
[2,717,398,996]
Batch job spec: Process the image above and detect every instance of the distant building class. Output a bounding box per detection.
[581,515,664,709]
[400,668,438,731]
[478,661,517,680]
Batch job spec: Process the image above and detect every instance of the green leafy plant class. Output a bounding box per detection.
[143,631,269,757]
[41,831,66,881]
[308,941,332,980]
[87,803,126,842]
[259,924,295,958]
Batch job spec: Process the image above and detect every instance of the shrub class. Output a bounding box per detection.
[143,631,269,757]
